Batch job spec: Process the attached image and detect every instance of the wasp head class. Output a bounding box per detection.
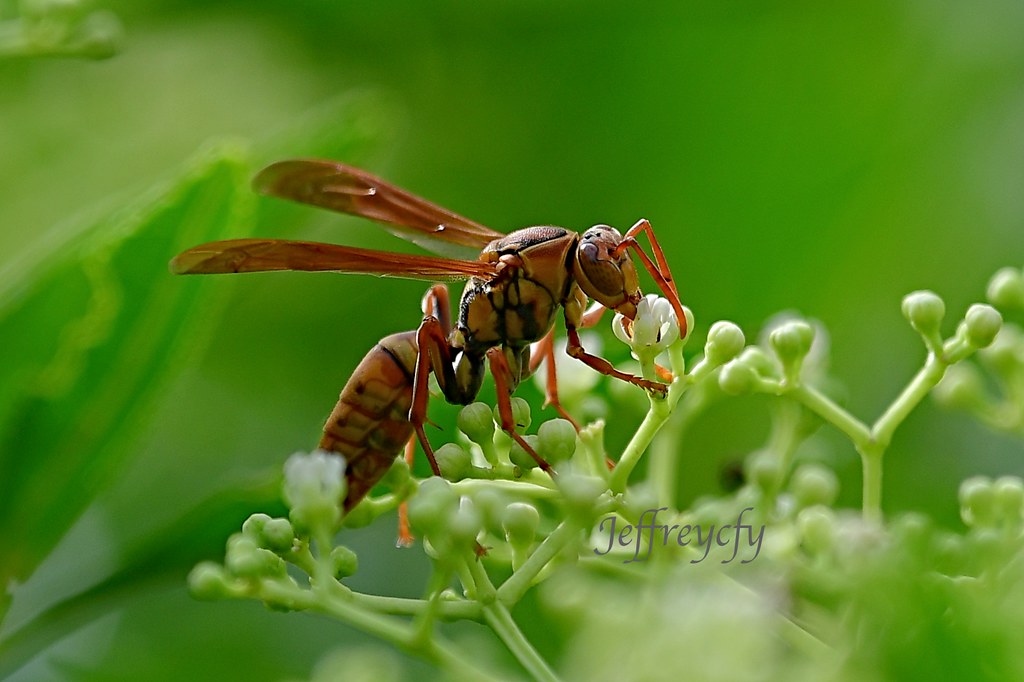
[573,225,641,319]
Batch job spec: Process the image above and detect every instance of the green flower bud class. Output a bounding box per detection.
[458,402,496,445]
[769,321,815,368]
[901,290,946,338]
[407,477,458,536]
[719,359,758,396]
[241,513,272,540]
[986,267,1024,310]
[979,324,1024,375]
[508,434,541,471]
[738,346,780,378]
[746,450,779,493]
[933,364,985,410]
[226,534,285,578]
[283,451,346,534]
[959,476,995,527]
[558,473,606,519]
[797,506,835,556]
[435,443,472,481]
[891,512,932,559]
[537,419,577,464]
[993,476,1024,525]
[342,499,376,529]
[188,562,233,600]
[704,321,746,366]
[381,456,411,490]
[622,483,659,519]
[963,304,1002,349]
[494,398,532,433]
[503,502,540,546]
[790,463,839,508]
[470,487,510,535]
[261,518,296,553]
[449,498,483,549]
[330,545,359,578]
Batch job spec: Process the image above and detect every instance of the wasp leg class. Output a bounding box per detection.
[422,282,452,333]
[613,218,687,338]
[396,435,417,548]
[564,326,669,397]
[529,329,581,430]
[486,347,554,475]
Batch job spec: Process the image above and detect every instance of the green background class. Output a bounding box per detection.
[1,1,1022,679]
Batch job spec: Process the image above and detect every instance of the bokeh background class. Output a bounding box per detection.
[1,1,1023,679]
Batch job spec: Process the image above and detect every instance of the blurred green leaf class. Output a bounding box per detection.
[0,142,253,592]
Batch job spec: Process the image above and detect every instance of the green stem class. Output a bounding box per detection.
[260,579,503,681]
[859,445,884,524]
[483,602,562,682]
[498,519,582,606]
[609,396,672,493]
[788,384,871,449]
[871,355,944,449]
[350,591,481,621]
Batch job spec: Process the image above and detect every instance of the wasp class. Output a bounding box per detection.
[171,159,686,518]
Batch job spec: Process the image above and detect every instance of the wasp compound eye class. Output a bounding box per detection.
[578,241,625,296]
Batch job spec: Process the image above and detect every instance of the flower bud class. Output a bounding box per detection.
[901,291,945,338]
[342,500,376,529]
[226,534,285,578]
[503,502,540,546]
[508,434,541,471]
[330,545,359,578]
[381,456,411,490]
[471,487,510,535]
[435,443,472,481]
[558,473,606,519]
[769,321,815,367]
[704,321,746,366]
[979,324,1024,375]
[719,359,759,396]
[537,419,577,464]
[746,450,779,493]
[407,477,458,537]
[262,518,296,553]
[993,476,1024,525]
[449,498,483,549]
[241,513,272,540]
[932,364,985,411]
[494,398,532,433]
[738,346,780,378]
[963,304,1002,349]
[458,402,496,445]
[959,476,995,527]
[987,267,1024,310]
[283,451,347,534]
[797,506,835,556]
[188,562,233,600]
[790,463,839,508]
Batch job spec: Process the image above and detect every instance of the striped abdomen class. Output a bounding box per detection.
[319,332,418,512]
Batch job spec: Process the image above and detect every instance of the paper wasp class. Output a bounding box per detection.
[171,159,686,516]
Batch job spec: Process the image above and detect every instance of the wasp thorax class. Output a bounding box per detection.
[573,225,641,318]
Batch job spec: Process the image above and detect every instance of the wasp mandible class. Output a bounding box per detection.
[171,160,687,516]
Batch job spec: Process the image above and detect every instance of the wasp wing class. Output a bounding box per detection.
[170,238,499,282]
[253,159,505,259]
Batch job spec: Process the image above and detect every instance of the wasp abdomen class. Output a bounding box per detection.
[319,332,418,511]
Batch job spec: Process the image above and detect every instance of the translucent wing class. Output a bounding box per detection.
[170,238,499,282]
[253,159,505,259]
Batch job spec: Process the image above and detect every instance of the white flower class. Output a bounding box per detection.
[283,451,347,529]
[612,294,680,357]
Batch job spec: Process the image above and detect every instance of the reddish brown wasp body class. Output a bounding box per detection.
[171,160,685,518]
